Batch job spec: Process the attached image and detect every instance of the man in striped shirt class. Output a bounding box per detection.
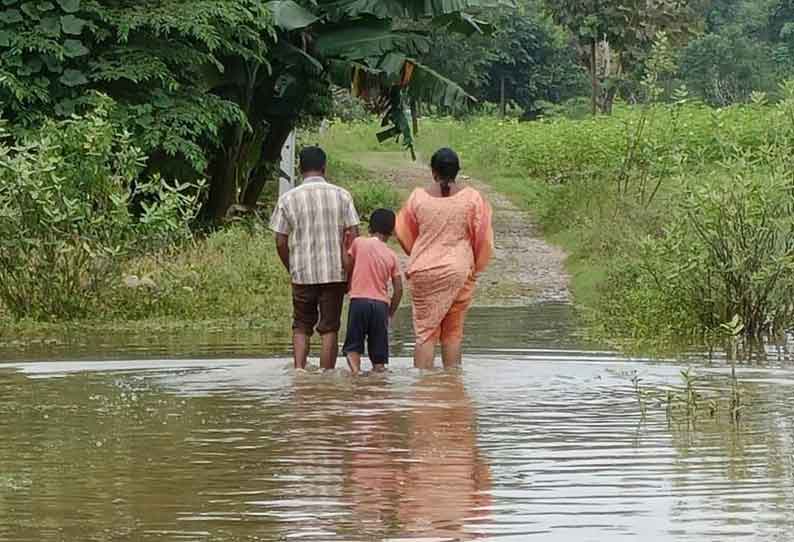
[270,146,360,370]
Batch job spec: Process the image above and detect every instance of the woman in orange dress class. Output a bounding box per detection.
[395,148,494,369]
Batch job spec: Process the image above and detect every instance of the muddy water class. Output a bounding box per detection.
[2,305,794,541]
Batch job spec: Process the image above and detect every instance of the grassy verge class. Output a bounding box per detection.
[0,225,293,342]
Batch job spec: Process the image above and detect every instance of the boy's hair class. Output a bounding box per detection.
[369,208,396,236]
[299,146,326,173]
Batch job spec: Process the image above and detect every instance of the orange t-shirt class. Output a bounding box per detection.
[348,237,400,304]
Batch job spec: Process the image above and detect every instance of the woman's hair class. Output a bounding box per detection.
[430,148,460,197]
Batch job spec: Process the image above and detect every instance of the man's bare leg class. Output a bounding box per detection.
[293,331,310,369]
[347,352,362,374]
[414,340,435,369]
[319,331,339,370]
[441,341,463,369]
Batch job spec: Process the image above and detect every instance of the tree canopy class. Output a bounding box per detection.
[1,0,493,220]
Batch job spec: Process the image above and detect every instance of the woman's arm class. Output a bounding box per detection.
[472,192,494,273]
[395,191,419,255]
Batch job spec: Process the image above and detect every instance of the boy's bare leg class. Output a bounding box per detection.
[372,363,387,373]
[441,341,463,369]
[319,332,339,370]
[347,352,362,374]
[293,331,310,369]
[414,340,435,369]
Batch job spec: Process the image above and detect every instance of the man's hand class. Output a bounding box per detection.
[343,229,356,251]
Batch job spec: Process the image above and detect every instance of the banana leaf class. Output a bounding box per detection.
[266,0,320,31]
[320,0,510,21]
[403,60,474,108]
[314,20,430,60]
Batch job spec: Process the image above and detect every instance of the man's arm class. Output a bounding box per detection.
[342,193,360,242]
[389,275,403,318]
[341,232,355,276]
[275,233,290,272]
[344,225,359,241]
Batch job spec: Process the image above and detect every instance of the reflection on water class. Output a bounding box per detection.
[2,305,794,540]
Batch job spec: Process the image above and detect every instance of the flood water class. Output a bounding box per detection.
[2,305,794,541]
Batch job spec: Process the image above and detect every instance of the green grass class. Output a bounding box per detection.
[327,156,402,220]
[0,224,294,343]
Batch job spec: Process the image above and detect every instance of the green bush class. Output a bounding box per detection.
[0,107,199,321]
[325,157,402,221]
[329,88,373,123]
[109,223,291,327]
[609,162,794,339]
[339,179,401,224]
[415,104,777,184]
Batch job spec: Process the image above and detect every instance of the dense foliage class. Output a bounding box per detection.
[414,0,794,115]
[679,0,794,104]
[420,0,587,117]
[0,106,199,320]
[0,0,490,222]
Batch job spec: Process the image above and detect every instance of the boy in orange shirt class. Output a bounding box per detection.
[342,209,403,374]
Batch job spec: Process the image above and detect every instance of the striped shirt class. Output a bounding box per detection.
[269,177,359,285]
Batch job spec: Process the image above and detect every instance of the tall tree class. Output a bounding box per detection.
[679,0,794,105]
[549,0,704,113]
[420,0,586,116]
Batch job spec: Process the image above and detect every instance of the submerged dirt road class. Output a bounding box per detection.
[353,152,571,306]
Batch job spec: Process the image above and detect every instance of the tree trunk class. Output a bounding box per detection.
[500,76,506,116]
[203,153,238,222]
[590,38,598,116]
[601,85,619,115]
[410,98,419,136]
[241,118,295,207]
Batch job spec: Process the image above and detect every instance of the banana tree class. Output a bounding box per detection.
[202,0,498,220]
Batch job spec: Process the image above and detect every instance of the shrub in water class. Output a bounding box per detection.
[609,157,794,339]
[0,106,200,320]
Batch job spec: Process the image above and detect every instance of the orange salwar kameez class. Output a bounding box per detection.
[395,187,494,345]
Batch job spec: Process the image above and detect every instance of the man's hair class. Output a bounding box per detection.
[299,146,327,173]
[369,208,396,236]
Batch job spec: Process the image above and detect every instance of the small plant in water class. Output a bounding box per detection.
[720,315,745,423]
[629,364,749,428]
[631,372,648,420]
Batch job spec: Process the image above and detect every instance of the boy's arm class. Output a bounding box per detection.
[389,275,403,317]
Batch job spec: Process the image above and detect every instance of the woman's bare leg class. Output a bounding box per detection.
[414,340,436,369]
[441,341,463,368]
